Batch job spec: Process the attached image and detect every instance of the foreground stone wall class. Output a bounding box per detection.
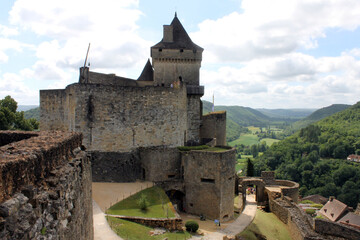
[0,131,93,240]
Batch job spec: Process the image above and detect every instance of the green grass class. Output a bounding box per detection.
[106,186,175,218]
[235,158,249,175]
[238,209,292,240]
[229,134,259,146]
[261,138,279,146]
[310,204,323,209]
[300,200,315,204]
[248,126,261,133]
[107,217,192,240]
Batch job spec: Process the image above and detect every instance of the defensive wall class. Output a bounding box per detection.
[40,81,188,152]
[0,131,93,240]
[238,172,359,240]
[200,111,227,146]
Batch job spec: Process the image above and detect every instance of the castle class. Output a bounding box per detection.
[40,14,236,221]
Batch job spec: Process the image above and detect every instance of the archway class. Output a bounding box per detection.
[166,190,185,212]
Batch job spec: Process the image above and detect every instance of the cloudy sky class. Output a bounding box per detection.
[1,0,360,108]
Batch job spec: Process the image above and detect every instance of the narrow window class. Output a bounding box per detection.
[190,203,193,207]
[201,178,215,183]
[159,48,162,52]
[180,49,184,52]
[168,174,175,179]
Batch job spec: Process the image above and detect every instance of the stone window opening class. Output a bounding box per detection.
[223,214,228,219]
[168,174,175,179]
[180,49,184,52]
[190,203,193,207]
[159,48,162,52]
[201,178,215,183]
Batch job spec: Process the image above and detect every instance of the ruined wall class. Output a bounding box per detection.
[182,148,236,221]
[0,131,93,240]
[200,111,227,146]
[90,151,142,182]
[41,83,188,152]
[314,218,360,240]
[140,147,181,182]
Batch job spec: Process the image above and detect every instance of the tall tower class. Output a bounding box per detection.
[151,13,204,144]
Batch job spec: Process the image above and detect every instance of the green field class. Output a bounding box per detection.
[235,155,253,176]
[107,217,191,240]
[229,134,259,146]
[261,138,279,146]
[238,209,292,240]
[106,186,175,218]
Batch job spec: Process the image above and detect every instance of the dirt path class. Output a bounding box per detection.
[189,194,257,240]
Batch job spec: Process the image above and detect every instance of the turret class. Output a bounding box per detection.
[151,13,203,87]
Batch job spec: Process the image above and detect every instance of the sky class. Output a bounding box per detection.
[1,0,360,109]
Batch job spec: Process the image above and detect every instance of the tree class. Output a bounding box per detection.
[246,158,254,177]
[0,95,39,131]
[250,144,259,158]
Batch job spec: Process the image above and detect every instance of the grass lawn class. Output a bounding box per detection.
[106,186,175,218]
[107,217,192,240]
[238,209,292,240]
[229,134,259,146]
[261,138,279,146]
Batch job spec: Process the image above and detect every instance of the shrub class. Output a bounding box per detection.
[310,204,323,209]
[300,200,314,204]
[185,220,199,232]
[137,194,149,210]
[305,209,316,215]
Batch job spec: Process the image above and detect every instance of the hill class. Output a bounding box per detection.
[256,102,360,208]
[24,107,40,120]
[287,104,350,133]
[17,105,38,112]
[203,100,271,126]
[257,108,315,119]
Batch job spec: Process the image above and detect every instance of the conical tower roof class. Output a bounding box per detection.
[137,59,154,81]
[152,14,203,51]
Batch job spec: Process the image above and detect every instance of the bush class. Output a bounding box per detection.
[185,220,199,232]
[137,194,149,210]
[300,200,314,204]
[305,209,316,215]
[310,204,323,209]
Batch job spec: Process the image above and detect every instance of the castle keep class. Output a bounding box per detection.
[40,14,235,221]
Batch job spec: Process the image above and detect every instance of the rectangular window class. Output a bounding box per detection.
[201,178,215,183]
[168,174,175,179]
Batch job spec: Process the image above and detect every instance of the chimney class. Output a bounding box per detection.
[163,25,173,42]
[329,196,335,202]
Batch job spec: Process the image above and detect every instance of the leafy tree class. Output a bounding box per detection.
[0,95,39,131]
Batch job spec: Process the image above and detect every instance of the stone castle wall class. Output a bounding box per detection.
[314,218,360,240]
[0,131,93,240]
[182,148,236,221]
[200,111,227,146]
[140,147,181,182]
[186,95,202,144]
[41,83,188,152]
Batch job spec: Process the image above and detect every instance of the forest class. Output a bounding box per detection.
[253,102,360,208]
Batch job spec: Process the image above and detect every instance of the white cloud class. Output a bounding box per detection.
[0,73,38,105]
[192,0,360,63]
[9,0,150,76]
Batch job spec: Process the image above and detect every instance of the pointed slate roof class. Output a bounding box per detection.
[152,14,203,51]
[137,59,154,81]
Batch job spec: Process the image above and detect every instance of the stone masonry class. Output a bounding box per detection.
[0,131,93,240]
